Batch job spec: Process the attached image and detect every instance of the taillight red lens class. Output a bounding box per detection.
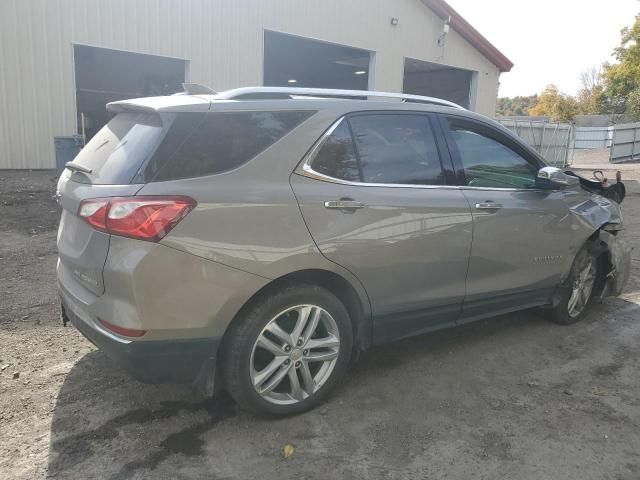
[78,196,196,242]
[78,199,109,232]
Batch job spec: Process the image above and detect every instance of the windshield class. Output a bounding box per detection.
[70,112,165,184]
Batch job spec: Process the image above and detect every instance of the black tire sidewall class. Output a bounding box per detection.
[222,284,353,417]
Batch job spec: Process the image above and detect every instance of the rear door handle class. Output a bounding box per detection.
[475,202,503,210]
[324,200,365,209]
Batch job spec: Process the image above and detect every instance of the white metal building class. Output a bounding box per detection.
[0,0,512,170]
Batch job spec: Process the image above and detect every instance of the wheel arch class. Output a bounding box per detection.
[221,268,373,355]
[554,223,627,305]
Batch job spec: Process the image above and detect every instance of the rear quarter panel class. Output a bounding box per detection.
[98,238,269,340]
[136,107,371,316]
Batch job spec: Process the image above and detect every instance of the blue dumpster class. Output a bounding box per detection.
[54,135,85,173]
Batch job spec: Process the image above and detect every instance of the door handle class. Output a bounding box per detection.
[324,200,365,210]
[475,201,503,210]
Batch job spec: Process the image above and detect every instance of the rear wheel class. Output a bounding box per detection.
[547,246,598,325]
[221,284,352,417]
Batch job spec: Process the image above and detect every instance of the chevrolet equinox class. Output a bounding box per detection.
[57,86,631,416]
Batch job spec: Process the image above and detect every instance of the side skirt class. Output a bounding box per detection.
[459,288,554,324]
[371,288,554,346]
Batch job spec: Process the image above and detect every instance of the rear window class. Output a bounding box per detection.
[144,110,314,182]
[71,113,164,184]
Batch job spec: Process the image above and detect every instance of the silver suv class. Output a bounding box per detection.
[57,86,630,416]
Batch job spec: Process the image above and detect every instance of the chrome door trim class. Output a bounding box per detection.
[301,158,545,193]
[301,163,463,190]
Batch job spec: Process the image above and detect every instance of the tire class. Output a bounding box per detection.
[221,283,353,417]
[546,244,599,325]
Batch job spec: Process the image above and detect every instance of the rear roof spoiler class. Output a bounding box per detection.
[107,94,211,113]
[182,83,217,95]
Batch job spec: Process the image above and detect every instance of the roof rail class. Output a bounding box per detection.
[211,87,465,109]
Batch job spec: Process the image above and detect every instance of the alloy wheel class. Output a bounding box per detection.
[250,305,341,405]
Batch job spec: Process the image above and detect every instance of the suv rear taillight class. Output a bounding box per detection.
[78,196,196,242]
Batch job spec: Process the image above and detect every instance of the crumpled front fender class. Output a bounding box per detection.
[567,194,630,298]
[598,227,631,297]
[569,196,623,231]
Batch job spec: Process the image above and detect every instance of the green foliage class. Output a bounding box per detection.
[528,85,578,122]
[602,15,640,118]
[495,95,538,116]
[576,85,604,115]
[626,87,640,119]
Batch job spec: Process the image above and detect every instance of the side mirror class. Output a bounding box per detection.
[536,166,579,189]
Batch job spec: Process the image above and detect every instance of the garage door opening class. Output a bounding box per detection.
[403,58,476,109]
[73,45,187,141]
[264,31,371,90]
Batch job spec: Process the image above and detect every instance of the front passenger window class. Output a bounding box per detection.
[449,125,538,189]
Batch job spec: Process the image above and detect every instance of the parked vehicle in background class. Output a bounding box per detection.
[57,86,630,417]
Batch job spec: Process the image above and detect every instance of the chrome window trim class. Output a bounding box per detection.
[298,116,545,193]
[460,186,545,192]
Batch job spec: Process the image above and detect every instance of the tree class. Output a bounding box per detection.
[528,84,578,122]
[495,94,538,116]
[601,15,640,118]
[626,87,640,119]
[576,67,604,115]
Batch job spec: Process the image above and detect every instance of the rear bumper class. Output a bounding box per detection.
[60,296,220,386]
[55,238,269,390]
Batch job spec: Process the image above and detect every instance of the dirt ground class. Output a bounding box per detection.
[1,162,640,480]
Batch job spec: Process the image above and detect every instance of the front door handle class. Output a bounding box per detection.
[324,200,365,210]
[475,201,503,210]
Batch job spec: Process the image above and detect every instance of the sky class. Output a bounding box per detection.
[445,0,639,98]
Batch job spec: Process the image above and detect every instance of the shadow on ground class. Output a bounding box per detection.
[47,298,640,479]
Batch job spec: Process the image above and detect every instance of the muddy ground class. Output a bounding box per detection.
[1,163,639,480]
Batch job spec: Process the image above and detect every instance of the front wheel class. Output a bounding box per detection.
[221,284,353,417]
[546,246,599,325]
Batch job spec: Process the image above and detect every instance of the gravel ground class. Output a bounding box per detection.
[1,166,639,480]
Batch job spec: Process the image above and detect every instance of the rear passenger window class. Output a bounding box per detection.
[310,114,444,185]
[310,121,362,182]
[145,110,313,182]
[349,114,443,185]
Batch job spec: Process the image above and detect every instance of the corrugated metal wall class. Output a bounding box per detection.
[574,126,614,149]
[611,122,640,163]
[498,119,574,167]
[0,0,501,169]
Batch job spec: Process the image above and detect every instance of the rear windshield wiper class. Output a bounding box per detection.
[65,162,92,174]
